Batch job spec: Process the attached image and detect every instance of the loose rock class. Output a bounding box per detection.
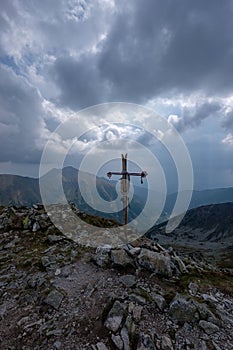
[161,334,174,350]
[44,289,64,310]
[199,320,220,335]
[111,334,124,349]
[104,300,126,332]
[119,274,137,288]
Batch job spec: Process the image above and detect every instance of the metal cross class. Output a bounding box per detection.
[107,154,147,225]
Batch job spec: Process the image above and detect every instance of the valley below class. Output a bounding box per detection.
[146,202,233,271]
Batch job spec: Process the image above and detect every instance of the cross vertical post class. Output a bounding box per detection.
[107,154,147,227]
[121,153,128,226]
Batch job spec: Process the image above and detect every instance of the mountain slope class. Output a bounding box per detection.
[0,174,41,206]
[146,202,233,249]
[164,188,233,217]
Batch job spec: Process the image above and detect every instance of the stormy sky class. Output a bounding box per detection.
[0,0,233,190]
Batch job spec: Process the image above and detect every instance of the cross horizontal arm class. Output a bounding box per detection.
[128,172,147,177]
[107,171,147,178]
[107,172,124,176]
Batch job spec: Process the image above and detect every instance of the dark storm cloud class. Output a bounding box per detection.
[50,0,233,111]
[51,54,109,110]
[99,0,233,98]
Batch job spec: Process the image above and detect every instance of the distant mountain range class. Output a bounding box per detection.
[1,166,233,226]
[0,167,145,223]
[146,202,233,250]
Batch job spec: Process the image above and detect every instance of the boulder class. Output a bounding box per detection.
[169,295,197,323]
[138,249,172,277]
[111,249,133,267]
[104,300,126,332]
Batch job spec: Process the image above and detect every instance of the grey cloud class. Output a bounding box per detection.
[222,108,233,131]
[50,54,109,109]
[189,135,233,189]
[48,0,233,111]
[0,65,47,162]
[2,0,233,112]
[0,1,19,56]
[170,101,222,132]
[0,0,112,103]
[99,0,233,98]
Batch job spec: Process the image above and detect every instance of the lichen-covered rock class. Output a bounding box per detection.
[188,281,199,295]
[138,248,172,277]
[194,301,219,325]
[128,302,143,322]
[94,245,112,267]
[172,255,187,274]
[111,249,133,267]
[169,295,198,323]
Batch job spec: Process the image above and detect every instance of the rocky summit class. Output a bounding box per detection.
[0,205,233,349]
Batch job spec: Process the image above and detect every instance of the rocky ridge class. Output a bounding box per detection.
[0,205,233,349]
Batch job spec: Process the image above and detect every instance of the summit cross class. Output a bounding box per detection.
[107,154,147,225]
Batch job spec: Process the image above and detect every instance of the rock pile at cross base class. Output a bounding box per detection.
[0,205,233,350]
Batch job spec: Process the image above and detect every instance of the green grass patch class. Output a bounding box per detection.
[178,270,233,296]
